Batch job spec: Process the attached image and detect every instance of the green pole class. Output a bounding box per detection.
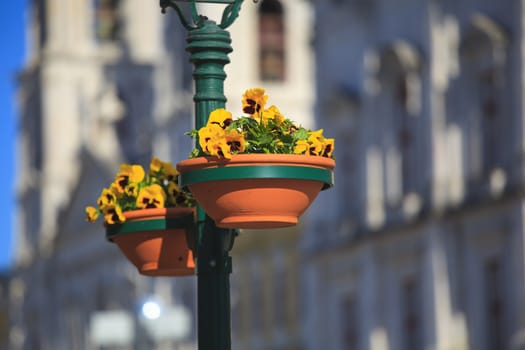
[160,1,244,349]
[187,21,235,350]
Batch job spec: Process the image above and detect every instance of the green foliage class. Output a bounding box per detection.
[187,115,310,157]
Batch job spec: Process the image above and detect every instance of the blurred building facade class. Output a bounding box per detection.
[14,0,525,350]
[0,273,9,349]
[219,1,315,349]
[11,0,198,348]
[303,0,525,349]
[10,0,313,349]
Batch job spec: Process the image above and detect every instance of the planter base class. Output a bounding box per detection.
[107,208,196,277]
[189,178,323,229]
[113,231,195,276]
[218,214,298,229]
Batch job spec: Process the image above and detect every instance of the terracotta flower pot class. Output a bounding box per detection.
[176,154,335,229]
[106,207,196,276]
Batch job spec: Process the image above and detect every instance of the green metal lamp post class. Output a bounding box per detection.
[159,1,246,349]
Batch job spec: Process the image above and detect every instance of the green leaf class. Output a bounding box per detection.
[189,148,202,159]
[293,128,309,141]
[185,129,199,138]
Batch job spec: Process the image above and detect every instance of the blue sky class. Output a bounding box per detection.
[0,1,26,270]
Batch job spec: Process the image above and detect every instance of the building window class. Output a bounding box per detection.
[114,83,153,164]
[340,294,359,348]
[27,101,43,171]
[258,0,286,81]
[484,257,505,350]
[455,15,509,186]
[401,277,423,350]
[95,0,121,42]
[395,76,416,198]
[376,43,421,207]
[479,68,503,174]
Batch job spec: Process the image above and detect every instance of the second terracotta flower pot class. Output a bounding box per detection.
[176,154,335,229]
[106,207,196,276]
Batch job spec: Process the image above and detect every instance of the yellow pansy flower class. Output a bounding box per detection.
[261,105,285,125]
[293,140,309,155]
[198,124,225,153]
[125,164,146,182]
[167,181,181,199]
[304,129,327,156]
[124,183,139,197]
[150,157,179,183]
[225,130,246,154]
[85,206,99,222]
[109,183,120,196]
[103,205,126,224]
[150,157,163,173]
[308,138,324,156]
[163,162,179,183]
[208,138,232,159]
[97,188,117,209]
[242,87,268,117]
[207,108,233,129]
[115,164,145,192]
[308,129,325,142]
[167,182,191,206]
[136,184,166,209]
[323,138,335,158]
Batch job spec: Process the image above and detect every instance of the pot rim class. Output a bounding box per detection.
[105,207,195,240]
[123,207,194,221]
[179,164,334,190]
[176,153,335,172]
[177,154,335,190]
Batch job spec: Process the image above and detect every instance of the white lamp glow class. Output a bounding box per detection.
[141,300,161,320]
